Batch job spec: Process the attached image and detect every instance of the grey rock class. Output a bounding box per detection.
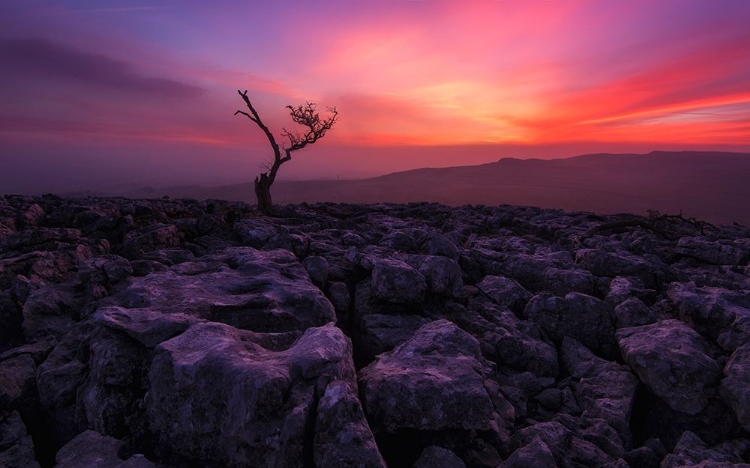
[91,306,199,348]
[303,255,329,288]
[55,430,155,468]
[676,237,747,265]
[370,258,427,303]
[575,248,665,288]
[617,320,722,415]
[314,380,386,468]
[421,233,459,260]
[668,282,750,352]
[0,411,40,468]
[614,297,657,328]
[510,421,572,464]
[359,320,501,433]
[122,223,181,259]
[414,446,466,468]
[358,314,430,363]
[498,436,557,468]
[411,255,463,298]
[605,276,656,307]
[524,292,617,358]
[660,430,750,468]
[147,322,355,467]
[0,336,57,364]
[22,283,79,342]
[37,325,94,446]
[477,275,533,314]
[0,354,37,417]
[105,247,335,333]
[720,343,750,432]
[561,338,638,447]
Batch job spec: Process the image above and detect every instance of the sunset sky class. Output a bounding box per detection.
[2,0,750,193]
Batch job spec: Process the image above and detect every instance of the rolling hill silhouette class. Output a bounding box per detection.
[126,151,750,225]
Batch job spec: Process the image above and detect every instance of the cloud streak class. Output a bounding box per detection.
[0,38,203,98]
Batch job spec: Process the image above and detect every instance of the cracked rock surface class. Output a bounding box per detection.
[1,195,750,467]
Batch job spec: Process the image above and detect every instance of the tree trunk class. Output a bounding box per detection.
[254,173,273,215]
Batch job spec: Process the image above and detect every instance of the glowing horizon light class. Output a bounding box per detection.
[0,0,749,187]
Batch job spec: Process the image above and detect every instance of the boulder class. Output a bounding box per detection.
[414,446,467,468]
[21,283,79,342]
[0,354,37,418]
[411,255,463,298]
[660,430,750,468]
[616,320,722,415]
[524,292,618,358]
[575,248,665,288]
[561,338,637,446]
[720,343,750,432]
[104,247,336,333]
[0,411,40,468]
[498,436,557,468]
[613,297,656,328]
[676,237,747,265]
[147,322,356,467]
[358,314,431,363]
[668,282,750,351]
[477,275,533,314]
[314,380,386,468]
[122,223,181,258]
[91,306,199,348]
[302,255,329,288]
[371,258,427,303]
[55,430,155,468]
[359,320,509,436]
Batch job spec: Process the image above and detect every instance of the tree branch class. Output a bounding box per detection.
[234,89,282,165]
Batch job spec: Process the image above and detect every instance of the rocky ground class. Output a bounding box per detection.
[1,194,750,468]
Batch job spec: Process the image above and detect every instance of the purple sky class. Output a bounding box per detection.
[1,0,750,193]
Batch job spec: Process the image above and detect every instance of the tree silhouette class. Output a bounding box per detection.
[234,90,338,215]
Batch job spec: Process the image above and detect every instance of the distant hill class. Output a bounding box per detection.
[121,151,750,225]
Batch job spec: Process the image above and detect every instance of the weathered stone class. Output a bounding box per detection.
[613,297,656,328]
[676,237,747,265]
[147,322,355,467]
[21,283,79,342]
[668,282,750,351]
[122,223,181,258]
[358,313,431,363]
[499,436,557,468]
[37,325,94,447]
[0,354,37,417]
[720,343,750,433]
[575,248,666,288]
[371,258,427,303]
[91,306,198,348]
[605,276,656,307]
[314,380,386,468]
[561,338,637,447]
[414,446,466,468]
[411,255,463,298]
[359,320,500,433]
[477,275,533,314]
[476,309,559,377]
[510,421,572,464]
[524,292,618,358]
[303,255,329,288]
[0,411,40,468]
[55,430,155,468]
[617,320,722,415]
[0,336,57,364]
[660,430,750,468]
[104,247,335,333]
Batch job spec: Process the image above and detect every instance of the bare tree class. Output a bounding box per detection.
[234,90,338,215]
